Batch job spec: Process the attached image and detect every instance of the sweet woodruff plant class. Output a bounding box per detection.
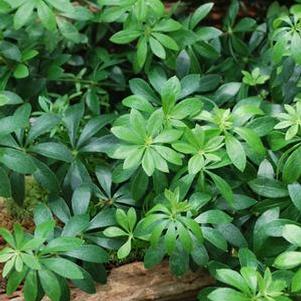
[0,0,301,300]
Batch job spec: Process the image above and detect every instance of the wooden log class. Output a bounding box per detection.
[3,261,214,301]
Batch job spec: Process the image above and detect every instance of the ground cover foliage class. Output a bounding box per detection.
[0,0,301,300]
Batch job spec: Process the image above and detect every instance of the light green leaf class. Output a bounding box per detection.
[37,0,56,32]
[282,224,301,247]
[13,64,29,79]
[117,239,131,259]
[149,37,166,59]
[208,288,249,301]
[14,1,35,30]
[41,258,83,279]
[142,149,155,176]
[38,269,61,301]
[225,135,246,171]
[274,251,301,269]
[110,30,141,44]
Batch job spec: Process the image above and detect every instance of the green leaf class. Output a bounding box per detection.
[274,251,301,269]
[21,253,41,270]
[117,238,131,259]
[38,269,61,301]
[57,18,84,43]
[147,109,164,135]
[155,146,182,165]
[165,222,176,255]
[0,0,10,13]
[150,148,169,173]
[65,245,109,263]
[6,269,27,295]
[28,113,60,142]
[101,6,126,22]
[208,288,249,301]
[234,127,265,155]
[37,0,56,32]
[116,208,129,230]
[179,74,200,98]
[13,64,29,79]
[127,207,137,232]
[111,126,142,144]
[62,215,89,237]
[196,27,222,40]
[238,248,258,268]
[176,50,191,78]
[0,103,30,135]
[45,0,73,12]
[0,41,21,61]
[110,30,141,44]
[202,227,227,251]
[88,207,116,229]
[23,271,38,301]
[154,129,182,143]
[153,19,181,32]
[14,1,35,29]
[282,224,301,247]
[144,244,165,269]
[71,185,91,215]
[103,226,128,237]
[122,95,154,113]
[169,245,189,276]
[214,82,241,106]
[34,220,55,241]
[34,203,53,225]
[136,36,148,68]
[149,37,166,59]
[191,242,208,266]
[3,258,15,279]
[131,167,149,200]
[129,78,159,104]
[30,142,73,162]
[225,135,246,171]
[233,194,256,210]
[41,237,83,253]
[0,148,36,174]
[207,171,233,205]
[177,222,192,252]
[272,38,286,63]
[71,267,96,294]
[249,177,288,198]
[195,210,232,224]
[173,97,203,120]
[77,114,115,147]
[152,33,179,51]
[288,182,301,212]
[233,17,256,32]
[190,3,214,29]
[292,32,301,64]
[32,158,59,193]
[216,269,249,293]
[283,146,301,183]
[253,208,279,251]
[48,196,70,224]
[0,91,23,106]
[161,76,181,114]
[142,149,155,176]
[292,268,301,292]
[217,223,247,248]
[42,258,83,279]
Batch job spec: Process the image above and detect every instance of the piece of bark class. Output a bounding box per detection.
[4,261,214,301]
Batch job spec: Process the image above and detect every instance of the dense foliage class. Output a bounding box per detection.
[0,0,301,300]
